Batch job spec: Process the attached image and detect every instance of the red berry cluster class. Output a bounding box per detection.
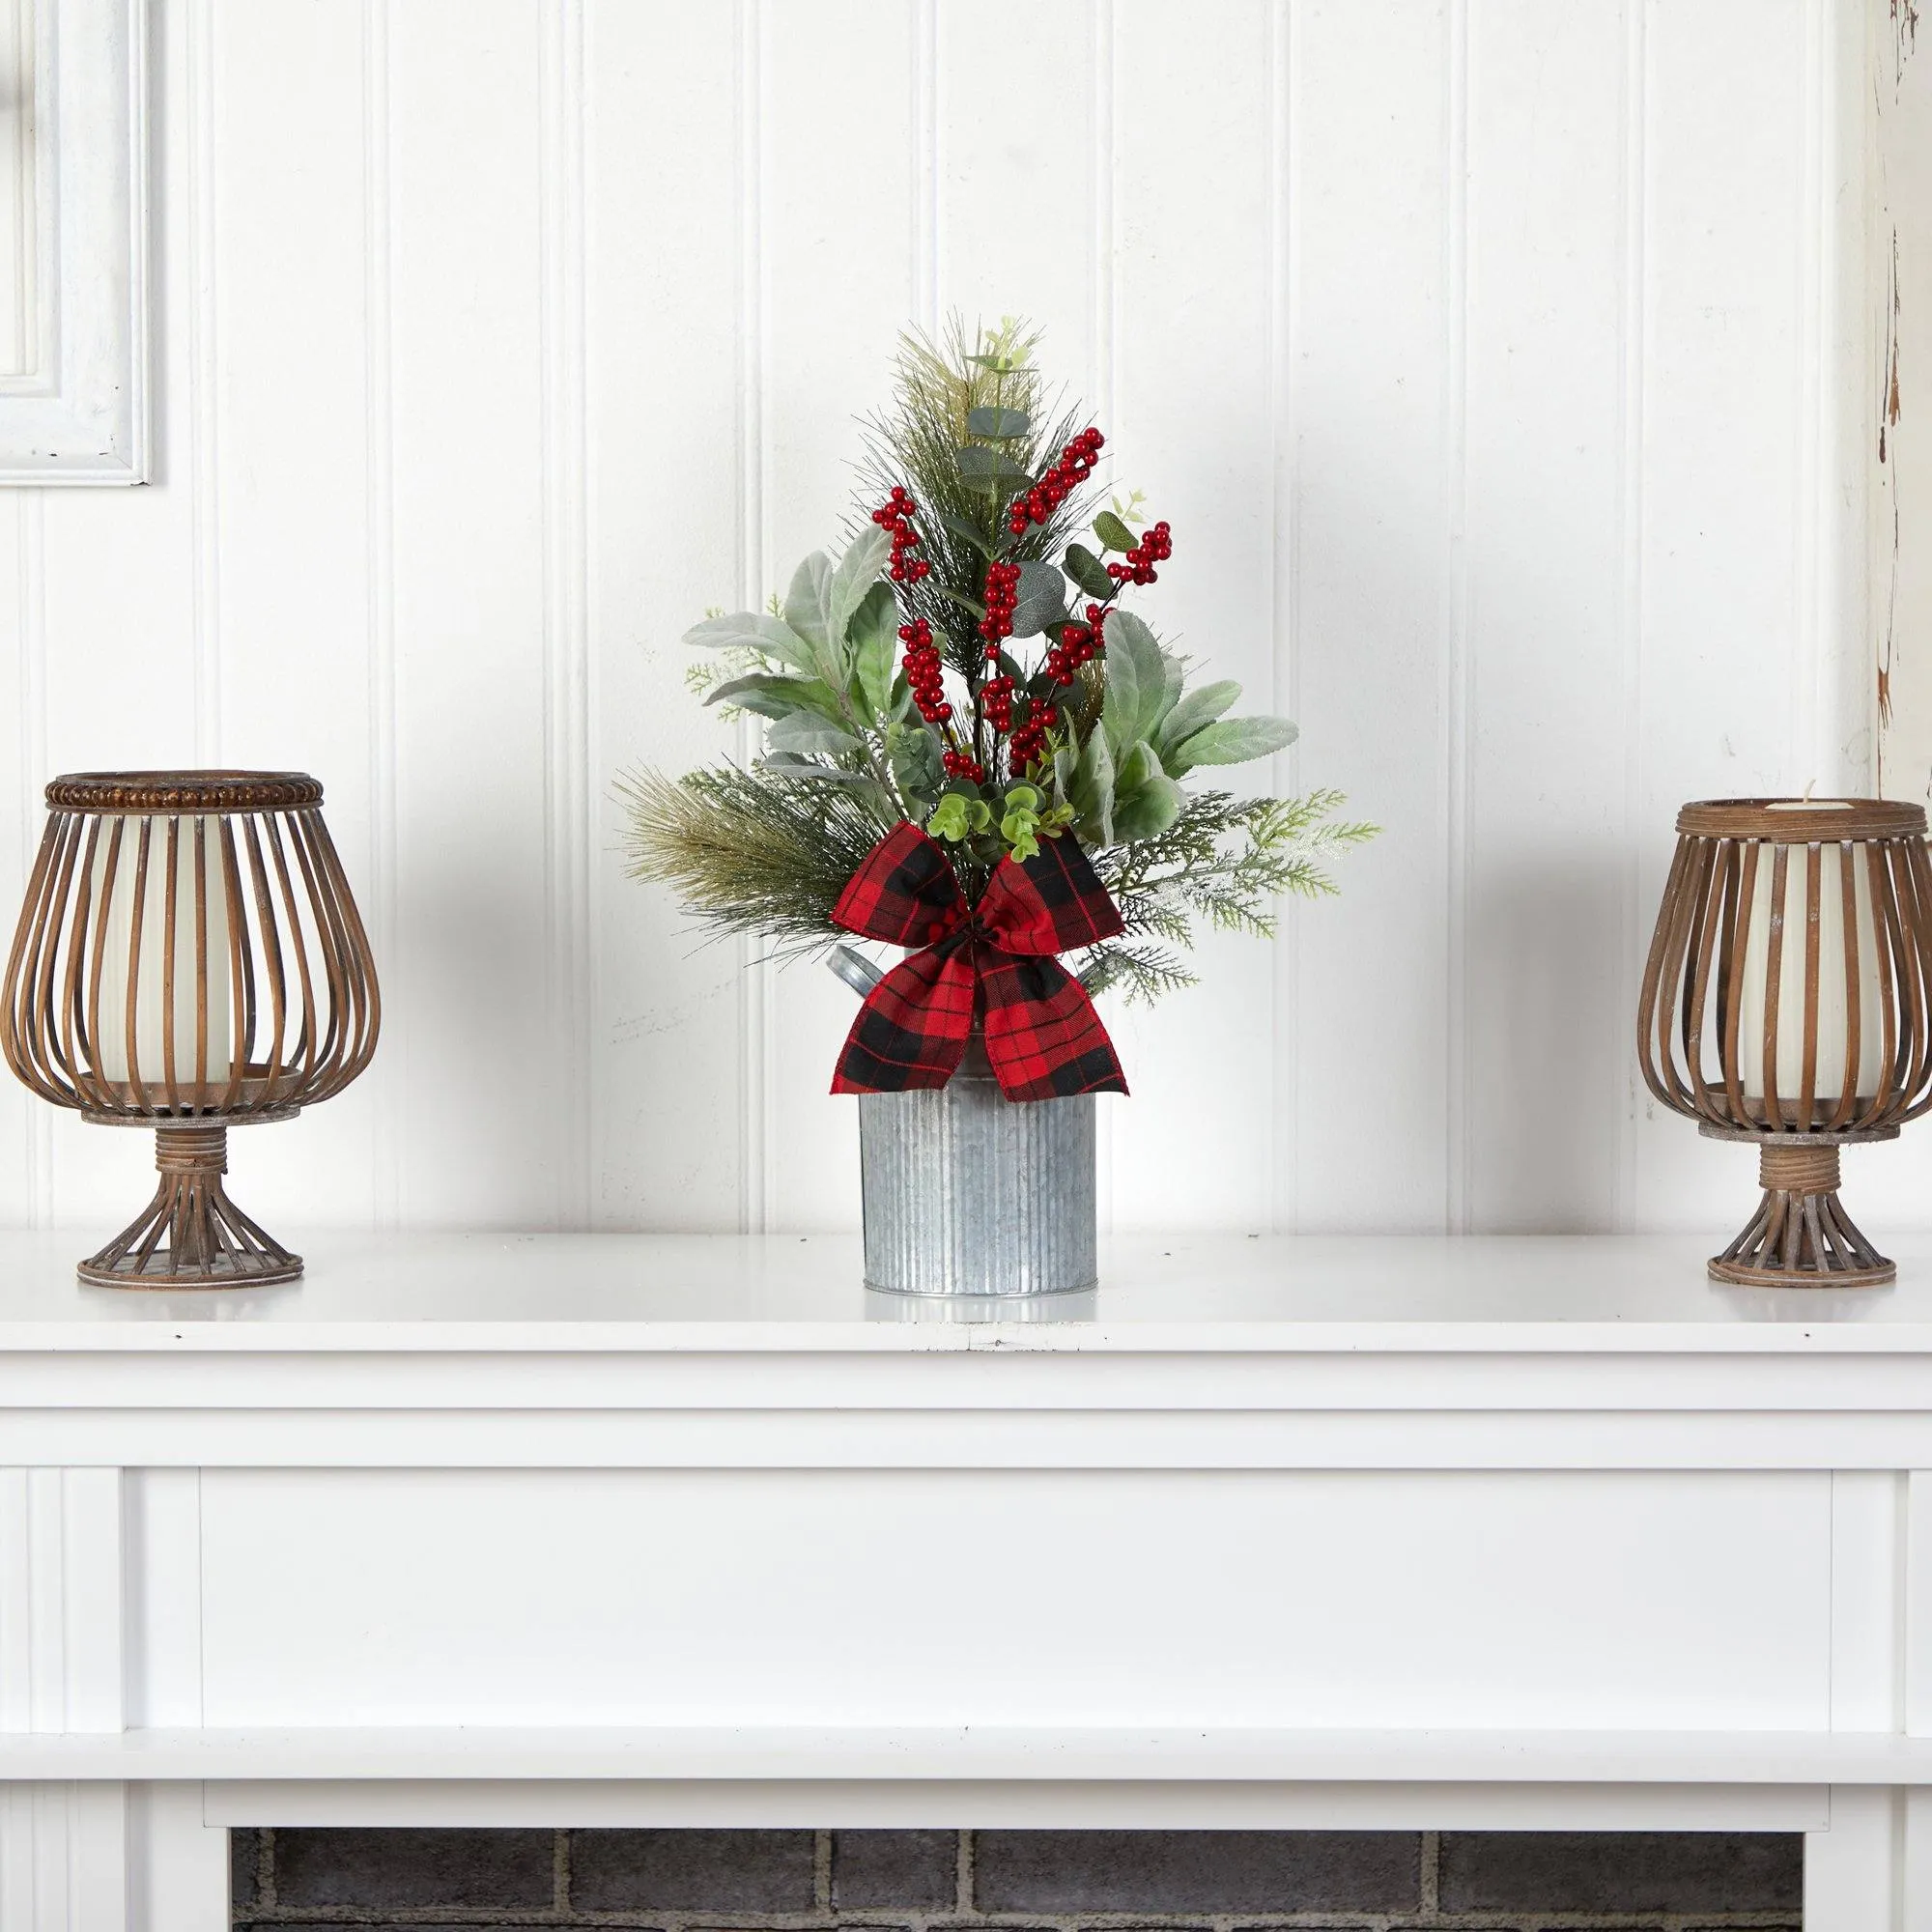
[980,561,1021,649]
[899,617,951,724]
[1008,697,1051,774]
[872,487,931,583]
[1106,518,1173,586]
[1043,615,1102,687]
[981,671,1017,732]
[943,748,985,782]
[1007,428,1105,536]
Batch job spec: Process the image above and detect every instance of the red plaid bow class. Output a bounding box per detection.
[830,821,1129,1101]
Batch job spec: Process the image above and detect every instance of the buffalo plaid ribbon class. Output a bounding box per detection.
[830,820,1129,1101]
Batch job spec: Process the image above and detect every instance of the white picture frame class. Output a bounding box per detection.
[0,0,147,485]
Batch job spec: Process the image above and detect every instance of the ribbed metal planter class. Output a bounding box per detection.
[858,1032,1097,1299]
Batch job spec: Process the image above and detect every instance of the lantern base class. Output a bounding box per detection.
[1703,1133,1894,1290]
[76,1122,301,1289]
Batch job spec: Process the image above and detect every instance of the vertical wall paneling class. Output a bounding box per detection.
[540,0,592,1228]
[0,0,1906,1239]
[586,1,744,1231]
[387,0,550,1226]
[1107,0,1277,1231]
[761,0,919,1233]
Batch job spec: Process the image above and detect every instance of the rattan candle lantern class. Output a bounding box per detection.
[1,772,379,1287]
[1637,797,1932,1288]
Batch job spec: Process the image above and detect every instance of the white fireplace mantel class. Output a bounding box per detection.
[7,1229,1932,1930]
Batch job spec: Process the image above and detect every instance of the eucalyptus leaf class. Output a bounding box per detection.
[1093,510,1136,554]
[1168,714,1300,774]
[955,445,1033,493]
[1154,678,1241,757]
[933,582,988,619]
[827,526,892,653]
[1110,773,1185,842]
[965,405,1031,440]
[1062,543,1115,602]
[891,726,943,806]
[683,611,817,677]
[767,710,862,757]
[781,552,834,650]
[1010,559,1068,639]
[846,580,898,723]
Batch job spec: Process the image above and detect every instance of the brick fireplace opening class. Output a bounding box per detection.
[228,1828,1804,1929]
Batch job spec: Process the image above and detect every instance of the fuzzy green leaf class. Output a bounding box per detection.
[1100,610,1168,753]
[965,405,1031,440]
[1070,724,1116,845]
[768,710,862,757]
[782,552,835,651]
[1062,543,1115,601]
[703,672,843,723]
[827,526,892,654]
[1154,678,1241,758]
[1116,740,1165,794]
[932,505,995,558]
[684,611,817,677]
[1110,773,1185,842]
[846,581,898,722]
[1093,510,1136,554]
[1168,715,1300,774]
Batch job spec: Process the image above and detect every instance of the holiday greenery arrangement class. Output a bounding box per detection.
[622,320,1372,1099]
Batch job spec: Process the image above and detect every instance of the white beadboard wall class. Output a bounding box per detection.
[0,0,1910,1238]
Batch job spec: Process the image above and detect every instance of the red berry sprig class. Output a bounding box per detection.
[982,672,1017,733]
[871,487,931,583]
[943,748,985,782]
[898,618,952,724]
[1043,612,1104,687]
[980,560,1021,648]
[1007,697,1052,774]
[1106,518,1173,586]
[1008,428,1105,537]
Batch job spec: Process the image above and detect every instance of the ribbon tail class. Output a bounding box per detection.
[980,952,1129,1101]
[831,946,978,1094]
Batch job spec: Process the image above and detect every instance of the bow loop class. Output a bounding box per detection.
[831,824,1127,1102]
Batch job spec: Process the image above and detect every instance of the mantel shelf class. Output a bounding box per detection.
[7,1229,1932,1351]
[8,1726,1932,1786]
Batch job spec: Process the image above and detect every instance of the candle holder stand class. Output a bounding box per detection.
[1700,1122,1898,1289]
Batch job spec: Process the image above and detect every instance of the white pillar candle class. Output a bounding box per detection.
[1731,804,1885,1121]
[88,815,233,1094]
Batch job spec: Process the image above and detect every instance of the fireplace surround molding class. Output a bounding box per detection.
[4,1228,1932,1930]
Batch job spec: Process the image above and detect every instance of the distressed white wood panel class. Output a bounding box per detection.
[1102,0,1276,1233]
[1461,0,1630,1232]
[1629,0,1818,1233]
[198,0,380,1236]
[761,0,918,1234]
[586,2,745,1230]
[198,1467,1832,1730]
[386,0,552,1225]
[1282,0,1451,1233]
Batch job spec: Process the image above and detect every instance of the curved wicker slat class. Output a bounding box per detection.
[0,770,380,1289]
[1639,797,1932,1288]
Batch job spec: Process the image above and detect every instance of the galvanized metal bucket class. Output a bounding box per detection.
[856,1029,1098,1299]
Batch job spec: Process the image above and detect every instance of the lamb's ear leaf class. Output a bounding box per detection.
[826,526,892,653]
[846,581,899,723]
[782,553,835,651]
[1167,714,1300,776]
[1110,774,1185,842]
[1070,724,1115,845]
[703,673,844,723]
[683,611,817,677]
[1101,610,1167,751]
[767,710,862,757]
[1154,678,1241,759]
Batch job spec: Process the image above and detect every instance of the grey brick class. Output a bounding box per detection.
[227,1828,258,1910]
[1437,1832,1804,1915]
[833,1829,958,1910]
[270,1827,554,1909]
[570,1828,817,1913]
[972,1830,1421,1914]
